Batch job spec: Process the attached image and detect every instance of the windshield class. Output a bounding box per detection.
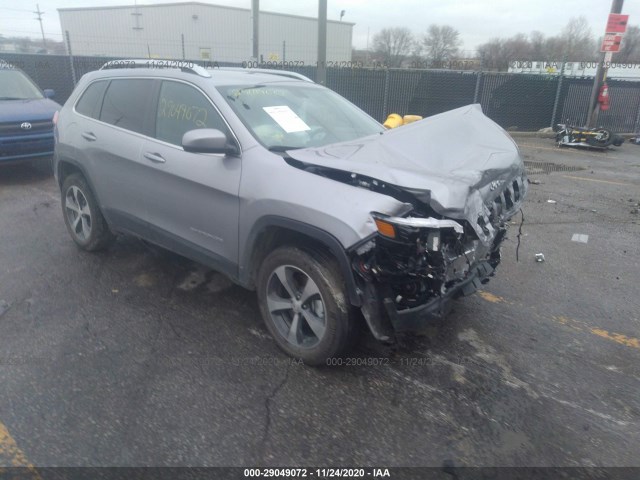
[0,70,44,100]
[218,84,384,150]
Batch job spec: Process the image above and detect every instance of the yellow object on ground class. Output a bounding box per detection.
[403,115,422,125]
[383,113,423,129]
[383,113,403,129]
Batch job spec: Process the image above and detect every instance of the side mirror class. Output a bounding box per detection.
[43,89,55,99]
[182,128,238,155]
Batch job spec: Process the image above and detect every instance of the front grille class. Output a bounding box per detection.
[485,176,525,229]
[0,120,54,136]
[0,135,54,158]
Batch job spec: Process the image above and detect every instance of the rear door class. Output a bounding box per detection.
[76,78,155,232]
[139,79,242,274]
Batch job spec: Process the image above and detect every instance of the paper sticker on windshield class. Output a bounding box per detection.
[263,106,311,133]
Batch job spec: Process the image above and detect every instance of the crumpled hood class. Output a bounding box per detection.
[286,104,527,245]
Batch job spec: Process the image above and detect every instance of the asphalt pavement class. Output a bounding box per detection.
[0,137,639,469]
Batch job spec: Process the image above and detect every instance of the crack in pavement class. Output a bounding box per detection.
[258,364,291,462]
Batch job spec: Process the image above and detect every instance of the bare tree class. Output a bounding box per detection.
[477,34,532,70]
[372,27,415,67]
[502,33,532,61]
[543,36,566,61]
[529,31,546,59]
[561,16,596,60]
[618,25,640,63]
[477,38,507,70]
[421,25,461,63]
[476,18,599,69]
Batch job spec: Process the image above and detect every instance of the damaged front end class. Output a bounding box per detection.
[284,104,528,342]
[350,173,526,343]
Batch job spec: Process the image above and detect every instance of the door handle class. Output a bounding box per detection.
[143,152,166,163]
[81,132,96,141]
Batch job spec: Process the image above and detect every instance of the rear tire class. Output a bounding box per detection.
[256,246,355,366]
[61,174,115,251]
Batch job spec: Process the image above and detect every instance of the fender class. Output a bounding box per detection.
[55,157,105,210]
[240,216,362,307]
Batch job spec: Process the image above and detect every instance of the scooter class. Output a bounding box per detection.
[554,123,624,148]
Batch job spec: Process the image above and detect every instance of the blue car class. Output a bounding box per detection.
[0,60,61,169]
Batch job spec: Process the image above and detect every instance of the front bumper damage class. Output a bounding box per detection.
[351,174,526,343]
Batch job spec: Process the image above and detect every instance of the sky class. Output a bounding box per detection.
[1,0,639,54]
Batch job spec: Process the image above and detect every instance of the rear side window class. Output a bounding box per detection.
[75,81,108,119]
[155,80,229,146]
[100,79,151,134]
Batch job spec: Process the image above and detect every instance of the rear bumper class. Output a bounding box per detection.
[383,261,494,333]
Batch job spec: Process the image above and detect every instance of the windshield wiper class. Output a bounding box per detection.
[0,97,24,100]
[226,85,265,102]
[226,85,266,110]
[267,145,302,152]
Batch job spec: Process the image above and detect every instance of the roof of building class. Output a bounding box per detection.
[58,2,355,26]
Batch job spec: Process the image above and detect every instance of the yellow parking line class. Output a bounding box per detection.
[591,328,640,349]
[478,295,640,352]
[0,421,40,477]
[478,291,505,304]
[560,175,632,186]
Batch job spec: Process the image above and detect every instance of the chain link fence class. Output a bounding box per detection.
[3,51,640,133]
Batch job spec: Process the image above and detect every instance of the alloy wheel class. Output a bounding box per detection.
[265,265,327,348]
[65,185,92,241]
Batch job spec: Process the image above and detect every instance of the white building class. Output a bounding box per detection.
[58,2,354,64]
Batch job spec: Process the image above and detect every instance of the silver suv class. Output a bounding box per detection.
[54,60,527,365]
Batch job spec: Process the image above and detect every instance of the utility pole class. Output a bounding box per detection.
[251,0,259,60]
[65,30,77,85]
[317,0,327,85]
[586,0,625,127]
[34,4,47,50]
[366,27,370,66]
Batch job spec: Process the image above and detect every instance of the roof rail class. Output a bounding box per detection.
[100,59,211,78]
[215,67,314,83]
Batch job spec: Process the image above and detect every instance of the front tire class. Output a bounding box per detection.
[588,128,612,147]
[61,174,114,251]
[256,246,355,366]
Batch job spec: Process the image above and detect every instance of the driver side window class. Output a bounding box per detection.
[155,81,228,146]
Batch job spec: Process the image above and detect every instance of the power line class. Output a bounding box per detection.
[0,30,63,37]
[0,7,33,12]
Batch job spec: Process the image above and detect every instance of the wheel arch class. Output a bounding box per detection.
[57,160,105,209]
[240,216,362,307]
[57,159,91,191]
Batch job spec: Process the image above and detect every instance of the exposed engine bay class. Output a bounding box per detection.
[285,158,526,341]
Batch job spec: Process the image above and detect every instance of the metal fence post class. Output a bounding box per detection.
[382,68,391,120]
[473,71,482,104]
[550,58,566,128]
[634,99,640,135]
[65,30,77,86]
